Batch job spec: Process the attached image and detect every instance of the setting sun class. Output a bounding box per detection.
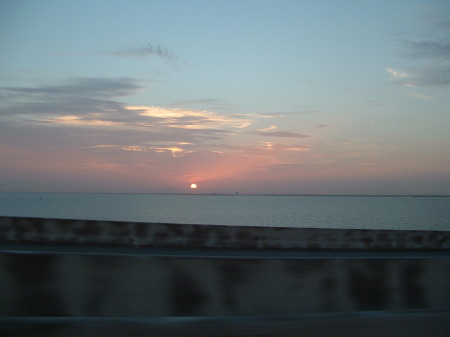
[190,183,197,189]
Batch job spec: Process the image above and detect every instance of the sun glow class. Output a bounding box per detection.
[190,183,197,189]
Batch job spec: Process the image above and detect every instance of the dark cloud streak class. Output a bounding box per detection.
[410,65,450,86]
[110,42,180,65]
[0,78,143,118]
[3,77,142,98]
[403,39,450,60]
[390,15,450,87]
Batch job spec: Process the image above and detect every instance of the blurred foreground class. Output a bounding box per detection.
[1,216,449,336]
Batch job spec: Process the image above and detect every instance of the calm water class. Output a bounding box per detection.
[0,193,449,231]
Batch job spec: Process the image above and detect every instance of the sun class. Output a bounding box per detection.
[190,183,197,189]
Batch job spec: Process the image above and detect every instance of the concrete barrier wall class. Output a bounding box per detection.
[1,216,449,335]
[1,216,449,250]
[1,252,449,317]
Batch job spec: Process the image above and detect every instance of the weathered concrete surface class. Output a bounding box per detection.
[1,250,449,317]
[0,216,449,336]
[1,216,449,250]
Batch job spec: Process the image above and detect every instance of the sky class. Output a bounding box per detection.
[1,0,449,195]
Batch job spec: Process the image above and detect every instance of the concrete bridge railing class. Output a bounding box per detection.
[0,216,449,336]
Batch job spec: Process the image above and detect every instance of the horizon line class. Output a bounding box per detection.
[1,191,449,197]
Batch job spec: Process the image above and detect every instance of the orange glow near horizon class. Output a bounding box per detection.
[190,183,197,189]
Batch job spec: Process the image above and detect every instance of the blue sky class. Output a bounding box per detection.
[1,0,449,194]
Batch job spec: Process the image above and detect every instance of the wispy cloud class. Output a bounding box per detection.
[257,125,278,132]
[398,35,450,87]
[110,42,180,66]
[386,67,409,80]
[0,77,251,132]
[133,106,251,129]
[256,141,309,152]
[169,98,231,110]
[409,91,435,100]
[386,66,450,87]
[7,77,142,97]
[0,77,261,156]
[388,15,450,88]
[402,39,450,61]
[386,67,416,87]
[252,129,309,138]
[409,65,450,87]
[1,77,143,117]
[98,144,193,158]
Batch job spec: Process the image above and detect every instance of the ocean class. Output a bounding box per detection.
[0,192,449,231]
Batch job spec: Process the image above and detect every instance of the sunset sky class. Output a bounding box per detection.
[1,0,449,195]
